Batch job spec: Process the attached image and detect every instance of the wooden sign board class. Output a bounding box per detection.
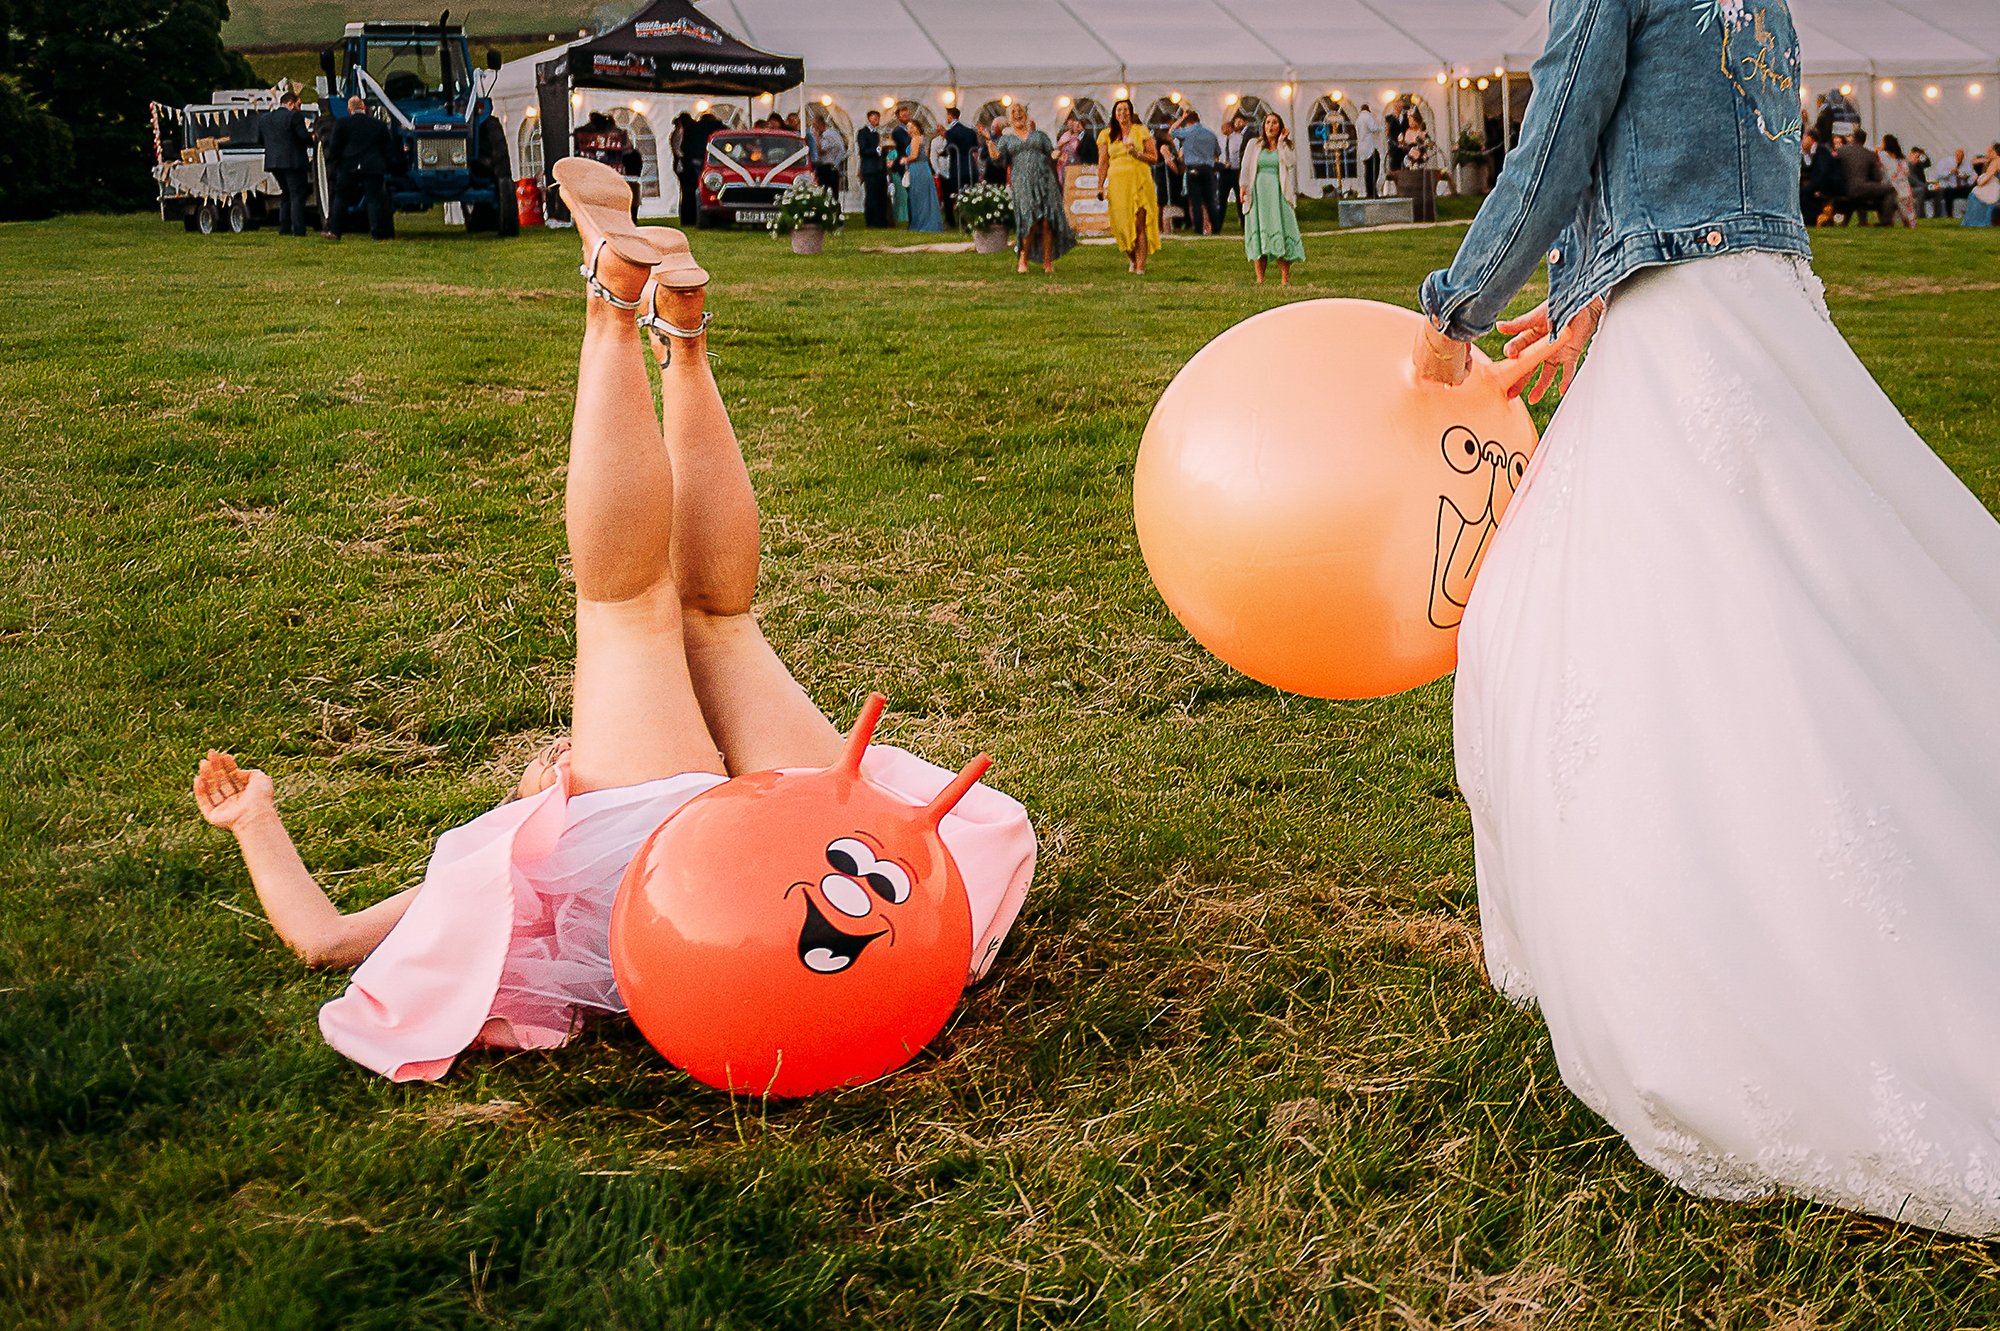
[1064,164,1112,236]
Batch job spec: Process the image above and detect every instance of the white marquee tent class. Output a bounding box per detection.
[492,0,2000,216]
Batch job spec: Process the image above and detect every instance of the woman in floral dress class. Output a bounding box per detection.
[981,103,1077,275]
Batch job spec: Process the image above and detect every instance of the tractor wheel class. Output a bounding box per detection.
[227,200,253,233]
[479,119,520,237]
[196,202,220,235]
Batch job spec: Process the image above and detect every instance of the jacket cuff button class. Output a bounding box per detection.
[1706,230,1723,246]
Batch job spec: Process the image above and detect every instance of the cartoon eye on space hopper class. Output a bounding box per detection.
[1133,299,1556,699]
[609,694,985,1098]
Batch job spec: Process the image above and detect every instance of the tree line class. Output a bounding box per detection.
[2,0,254,218]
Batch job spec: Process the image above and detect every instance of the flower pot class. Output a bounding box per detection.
[789,224,825,255]
[972,224,1011,254]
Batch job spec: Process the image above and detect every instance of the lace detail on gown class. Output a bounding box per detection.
[1816,788,1911,940]
[1548,666,1600,818]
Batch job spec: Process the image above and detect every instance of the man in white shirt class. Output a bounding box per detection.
[1218,112,1249,224]
[810,114,847,194]
[1354,102,1387,198]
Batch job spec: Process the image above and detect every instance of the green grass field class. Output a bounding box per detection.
[4,211,1998,1329]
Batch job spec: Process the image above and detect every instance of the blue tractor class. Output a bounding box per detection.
[317,14,519,234]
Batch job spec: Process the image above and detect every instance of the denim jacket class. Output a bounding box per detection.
[1421,0,1811,340]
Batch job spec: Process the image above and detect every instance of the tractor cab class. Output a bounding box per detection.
[317,14,519,234]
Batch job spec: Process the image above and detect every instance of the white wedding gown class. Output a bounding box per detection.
[1455,251,2000,1236]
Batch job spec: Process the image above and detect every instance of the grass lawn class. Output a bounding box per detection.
[3,210,1997,1329]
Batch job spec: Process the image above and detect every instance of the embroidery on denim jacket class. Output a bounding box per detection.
[1695,0,1804,143]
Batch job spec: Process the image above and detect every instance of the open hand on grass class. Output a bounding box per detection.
[193,750,276,831]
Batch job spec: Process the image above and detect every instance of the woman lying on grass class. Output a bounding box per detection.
[194,157,1036,1082]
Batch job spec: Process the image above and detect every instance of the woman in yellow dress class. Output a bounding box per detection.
[1096,98,1161,274]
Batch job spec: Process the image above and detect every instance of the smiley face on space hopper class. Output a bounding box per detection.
[609,695,981,1098]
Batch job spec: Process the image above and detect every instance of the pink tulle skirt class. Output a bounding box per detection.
[318,745,1037,1081]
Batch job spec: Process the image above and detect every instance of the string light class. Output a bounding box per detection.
[1280,83,1294,98]
[819,94,833,107]
[1459,77,1471,89]
[1224,93,1239,107]
[1115,85,1130,100]
[1925,84,1941,100]
[881,96,895,109]
[1839,83,1854,95]
[1330,89,1344,102]
[1434,72,1449,86]
[1477,77,1491,90]
[941,89,956,106]
[1971,83,1985,98]
[1168,91,1182,104]
[695,99,710,112]
[1880,79,1896,94]
[1001,94,1014,107]
[1057,95,1072,109]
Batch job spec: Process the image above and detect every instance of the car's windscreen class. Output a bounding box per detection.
[712,135,801,167]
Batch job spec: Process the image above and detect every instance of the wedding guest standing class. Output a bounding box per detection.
[1878,134,1916,227]
[1239,111,1302,285]
[1096,98,1161,273]
[857,109,890,227]
[326,96,395,241]
[900,106,944,233]
[1385,98,1410,171]
[984,117,1010,185]
[1055,114,1085,181]
[1172,108,1221,235]
[1354,101,1387,198]
[940,106,981,224]
[981,101,1077,274]
[809,113,845,194]
[256,90,312,237]
[1218,111,1248,222]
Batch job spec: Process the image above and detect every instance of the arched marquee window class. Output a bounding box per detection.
[609,107,659,198]
[1307,95,1356,187]
[518,117,544,180]
[1066,95,1108,136]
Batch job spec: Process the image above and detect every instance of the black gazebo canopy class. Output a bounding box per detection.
[535,0,804,191]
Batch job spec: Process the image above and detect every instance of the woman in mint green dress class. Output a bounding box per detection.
[1239,112,1304,285]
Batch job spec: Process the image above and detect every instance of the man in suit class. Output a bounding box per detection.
[857,109,890,227]
[323,96,398,239]
[1385,99,1409,172]
[1837,127,1894,225]
[938,106,980,226]
[1799,127,1841,223]
[1217,112,1247,222]
[256,90,313,236]
[680,108,728,222]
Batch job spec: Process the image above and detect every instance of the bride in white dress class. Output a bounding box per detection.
[1412,0,2000,1235]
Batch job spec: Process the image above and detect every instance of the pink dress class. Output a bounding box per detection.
[318,746,1037,1081]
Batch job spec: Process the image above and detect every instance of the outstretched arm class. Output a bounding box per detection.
[194,751,413,967]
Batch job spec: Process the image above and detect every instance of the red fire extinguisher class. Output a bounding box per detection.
[516,177,544,227]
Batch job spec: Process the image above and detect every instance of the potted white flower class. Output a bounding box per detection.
[955,182,1014,254]
[767,180,844,254]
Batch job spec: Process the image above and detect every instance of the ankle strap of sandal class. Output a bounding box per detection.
[579,239,642,310]
[636,277,714,364]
